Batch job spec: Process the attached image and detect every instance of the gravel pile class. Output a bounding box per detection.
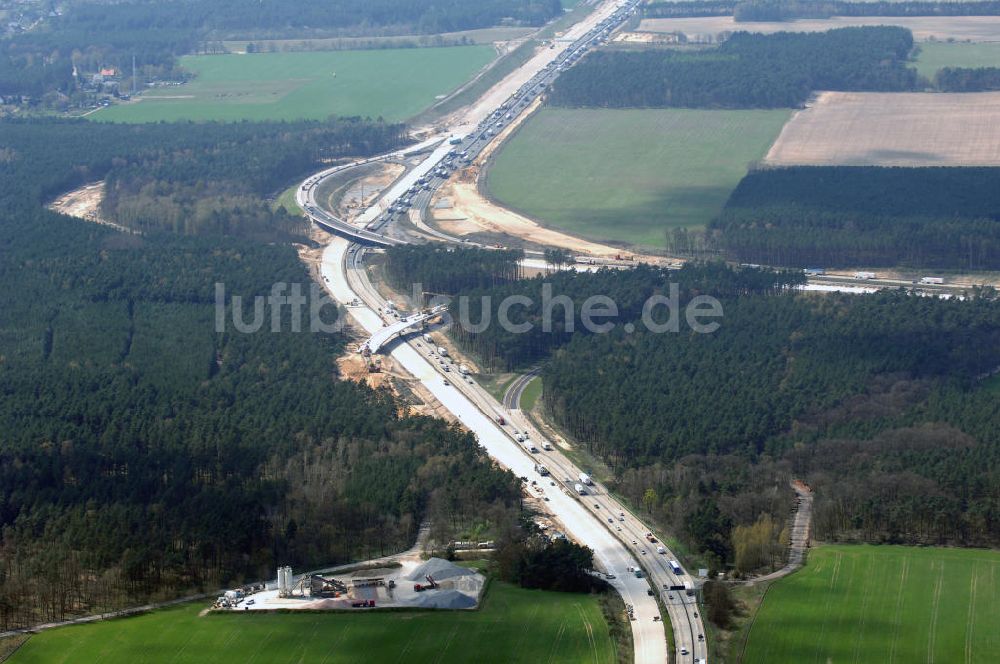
[412,589,477,609]
[405,558,477,583]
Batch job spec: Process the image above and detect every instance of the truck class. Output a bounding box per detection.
[423,334,432,343]
[437,346,448,357]
[579,473,593,486]
[448,135,464,145]
[668,560,683,575]
[527,442,539,453]
[854,271,876,280]
[920,276,945,285]
[542,441,552,451]
[535,463,549,476]
[458,364,470,375]
[574,483,587,495]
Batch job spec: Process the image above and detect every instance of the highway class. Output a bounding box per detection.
[299,1,707,661]
[502,373,706,663]
[340,241,707,663]
[299,0,642,249]
[328,239,671,664]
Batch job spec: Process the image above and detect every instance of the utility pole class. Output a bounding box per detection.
[132,55,137,96]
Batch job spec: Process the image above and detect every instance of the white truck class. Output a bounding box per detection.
[458,364,470,375]
[579,473,593,486]
[853,271,876,280]
[422,334,432,343]
[920,276,945,285]
[436,346,448,357]
[574,483,587,495]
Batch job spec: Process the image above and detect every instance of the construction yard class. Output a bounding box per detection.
[6,571,615,664]
[230,558,485,612]
[764,91,1000,166]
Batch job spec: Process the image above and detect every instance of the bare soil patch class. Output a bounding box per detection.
[639,16,1000,42]
[47,181,134,233]
[764,91,1000,166]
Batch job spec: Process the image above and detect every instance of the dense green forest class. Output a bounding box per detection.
[2,117,404,238]
[548,27,917,109]
[935,67,1000,92]
[383,244,524,297]
[447,262,803,371]
[1,0,562,100]
[429,252,1000,570]
[708,166,1000,269]
[0,119,522,631]
[644,0,1000,21]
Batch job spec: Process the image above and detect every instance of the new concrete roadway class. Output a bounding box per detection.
[326,239,674,664]
[502,373,706,662]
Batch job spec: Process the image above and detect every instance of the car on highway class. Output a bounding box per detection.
[680,647,688,656]
[607,517,613,523]
[593,504,600,509]
[442,380,450,386]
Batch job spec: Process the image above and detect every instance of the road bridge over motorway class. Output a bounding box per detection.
[360,305,448,354]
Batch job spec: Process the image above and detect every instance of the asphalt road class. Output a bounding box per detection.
[301,2,712,661]
[502,375,707,663]
[328,239,673,664]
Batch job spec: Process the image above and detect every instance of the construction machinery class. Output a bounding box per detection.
[413,575,439,592]
[309,574,349,597]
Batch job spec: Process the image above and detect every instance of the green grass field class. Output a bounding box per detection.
[743,544,1000,664]
[8,580,615,664]
[520,375,543,411]
[94,47,495,123]
[913,42,1000,79]
[485,108,790,247]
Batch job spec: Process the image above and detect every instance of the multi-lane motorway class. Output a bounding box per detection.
[502,374,706,662]
[300,1,705,661]
[337,236,708,662]
[328,239,674,663]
